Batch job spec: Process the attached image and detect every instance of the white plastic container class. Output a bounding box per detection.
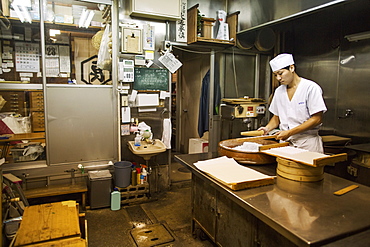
[140,168,147,184]
[134,133,141,146]
[111,188,121,211]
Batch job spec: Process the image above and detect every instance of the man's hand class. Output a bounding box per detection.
[258,127,269,135]
[275,130,291,141]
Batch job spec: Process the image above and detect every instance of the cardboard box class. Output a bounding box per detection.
[189,138,208,154]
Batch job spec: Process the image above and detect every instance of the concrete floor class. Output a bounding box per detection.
[85,160,216,247]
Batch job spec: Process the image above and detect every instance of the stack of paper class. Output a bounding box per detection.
[194,156,275,190]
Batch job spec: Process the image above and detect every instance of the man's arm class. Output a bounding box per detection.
[276,111,323,140]
[258,115,280,134]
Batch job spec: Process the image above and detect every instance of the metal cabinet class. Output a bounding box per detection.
[192,174,296,247]
[216,191,255,246]
[192,175,255,246]
[192,174,217,240]
[129,0,181,21]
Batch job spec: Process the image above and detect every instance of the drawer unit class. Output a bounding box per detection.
[29,91,44,111]
[29,91,45,132]
[0,91,27,115]
[31,111,45,132]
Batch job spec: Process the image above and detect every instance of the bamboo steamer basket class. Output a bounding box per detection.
[276,157,324,182]
[218,137,279,165]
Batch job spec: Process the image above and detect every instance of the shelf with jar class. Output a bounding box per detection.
[187,4,239,47]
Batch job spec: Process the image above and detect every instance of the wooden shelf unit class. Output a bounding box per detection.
[187,4,239,46]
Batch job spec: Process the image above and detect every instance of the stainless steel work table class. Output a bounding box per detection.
[175,153,370,247]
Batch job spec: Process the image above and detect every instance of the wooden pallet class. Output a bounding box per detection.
[14,201,81,246]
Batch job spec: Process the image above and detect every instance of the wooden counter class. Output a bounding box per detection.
[0,132,45,159]
[0,132,45,143]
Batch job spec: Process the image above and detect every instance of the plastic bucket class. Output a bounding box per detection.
[114,161,132,188]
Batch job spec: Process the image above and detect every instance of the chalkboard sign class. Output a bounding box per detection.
[133,67,169,91]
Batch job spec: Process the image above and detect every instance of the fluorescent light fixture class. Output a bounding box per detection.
[11,3,25,23]
[13,0,31,6]
[50,29,61,37]
[78,9,88,28]
[20,5,32,23]
[84,10,95,28]
[345,31,370,42]
[78,9,95,28]
[11,1,32,23]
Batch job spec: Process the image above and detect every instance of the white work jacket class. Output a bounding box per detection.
[269,78,327,153]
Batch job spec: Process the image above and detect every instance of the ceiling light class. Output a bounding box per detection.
[345,31,370,42]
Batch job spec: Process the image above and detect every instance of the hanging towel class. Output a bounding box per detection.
[161,118,172,149]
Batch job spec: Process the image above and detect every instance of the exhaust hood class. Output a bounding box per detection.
[236,0,348,36]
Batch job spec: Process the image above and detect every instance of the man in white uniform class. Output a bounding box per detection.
[258,53,327,153]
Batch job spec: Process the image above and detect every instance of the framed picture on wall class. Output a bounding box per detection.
[121,27,143,54]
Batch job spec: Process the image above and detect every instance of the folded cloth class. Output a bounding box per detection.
[161,118,171,149]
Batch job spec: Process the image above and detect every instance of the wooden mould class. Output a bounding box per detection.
[261,147,347,167]
[208,173,275,191]
[195,156,276,191]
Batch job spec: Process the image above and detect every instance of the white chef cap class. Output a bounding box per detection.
[269,53,295,72]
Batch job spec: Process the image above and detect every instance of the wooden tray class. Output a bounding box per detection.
[261,146,347,167]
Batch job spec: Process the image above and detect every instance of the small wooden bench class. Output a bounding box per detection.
[24,182,88,211]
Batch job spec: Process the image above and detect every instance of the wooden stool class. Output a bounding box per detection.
[276,157,324,182]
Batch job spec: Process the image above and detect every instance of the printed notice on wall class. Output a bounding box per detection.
[45,45,60,77]
[158,51,182,74]
[176,0,187,42]
[59,45,71,73]
[15,42,40,72]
